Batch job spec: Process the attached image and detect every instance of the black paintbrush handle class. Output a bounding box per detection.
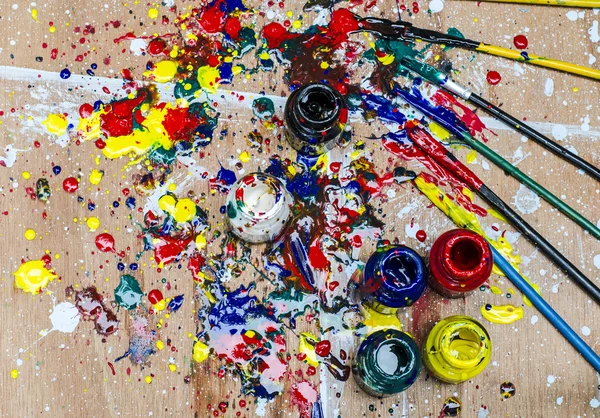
[478,184,600,304]
[404,26,480,49]
[469,93,600,182]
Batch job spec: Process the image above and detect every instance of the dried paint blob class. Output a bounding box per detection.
[486,71,502,85]
[500,381,516,399]
[13,260,57,294]
[551,124,568,141]
[513,35,528,50]
[441,397,461,416]
[513,184,541,214]
[49,302,81,333]
[429,0,444,13]
[481,304,524,324]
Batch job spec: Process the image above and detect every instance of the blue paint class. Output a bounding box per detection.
[362,245,426,308]
[112,201,120,208]
[126,196,136,209]
[86,69,95,77]
[167,294,184,312]
[117,262,125,271]
[60,68,71,79]
[217,165,237,186]
[52,165,62,175]
[88,202,96,211]
[361,93,407,126]
[129,263,138,271]
[290,232,316,292]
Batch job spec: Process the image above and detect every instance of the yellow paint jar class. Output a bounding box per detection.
[422,315,491,384]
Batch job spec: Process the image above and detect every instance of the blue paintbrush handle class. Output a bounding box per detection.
[488,242,600,373]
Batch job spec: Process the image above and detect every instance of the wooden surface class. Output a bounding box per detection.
[1,0,600,417]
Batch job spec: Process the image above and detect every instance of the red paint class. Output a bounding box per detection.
[108,362,116,375]
[315,340,331,357]
[429,229,493,296]
[73,286,119,335]
[95,233,116,252]
[261,22,299,48]
[308,237,329,270]
[416,229,427,242]
[100,91,147,137]
[79,103,94,118]
[486,70,502,85]
[148,38,167,55]
[148,289,164,305]
[162,106,202,141]
[224,17,242,40]
[513,34,528,50]
[50,48,58,59]
[153,236,193,265]
[95,139,106,149]
[199,0,228,33]
[62,177,79,193]
[329,8,359,35]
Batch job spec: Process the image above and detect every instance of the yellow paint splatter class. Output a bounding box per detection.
[10,369,19,379]
[31,9,38,21]
[144,60,178,83]
[298,333,320,367]
[487,208,508,222]
[489,286,503,295]
[193,340,210,363]
[158,195,196,223]
[42,114,68,135]
[13,260,57,294]
[320,61,329,69]
[89,169,104,185]
[361,304,402,334]
[22,171,31,180]
[148,8,159,19]
[24,229,36,240]
[239,151,250,163]
[481,304,524,324]
[156,340,165,350]
[466,149,477,164]
[195,234,206,250]
[429,121,451,141]
[196,65,221,93]
[168,364,177,372]
[86,217,100,232]
[145,375,153,384]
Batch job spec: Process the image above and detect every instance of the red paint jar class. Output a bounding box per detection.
[429,229,493,297]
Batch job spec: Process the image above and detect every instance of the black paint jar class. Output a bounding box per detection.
[284,82,348,156]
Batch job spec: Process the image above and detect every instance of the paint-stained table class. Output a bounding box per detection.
[1,0,599,416]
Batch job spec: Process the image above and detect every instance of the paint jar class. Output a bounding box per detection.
[284,82,348,156]
[429,229,493,298]
[422,315,492,384]
[226,172,293,244]
[361,245,427,314]
[353,329,421,397]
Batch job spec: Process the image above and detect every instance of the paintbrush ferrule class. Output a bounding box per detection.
[401,56,472,100]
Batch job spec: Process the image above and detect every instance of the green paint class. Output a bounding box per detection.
[227,201,237,219]
[252,98,275,120]
[238,28,257,56]
[401,56,444,84]
[114,274,144,310]
[149,146,176,165]
[443,28,465,51]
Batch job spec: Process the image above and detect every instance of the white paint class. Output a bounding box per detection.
[255,396,268,416]
[544,78,554,97]
[405,221,420,239]
[551,124,568,141]
[590,21,600,43]
[566,11,579,21]
[50,302,80,333]
[129,39,148,56]
[531,315,538,325]
[593,254,600,269]
[477,407,490,418]
[582,326,591,336]
[547,375,556,386]
[590,54,597,65]
[556,396,564,405]
[591,398,600,409]
[513,184,541,215]
[429,0,444,13]
[582,115,591,132]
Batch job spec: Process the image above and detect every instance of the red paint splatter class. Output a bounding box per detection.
[73,286,119,335]
[95,233,116,252]
[513,34,528,50]
[62,177,79,193]
[108,362,116,375]
[315,340,331,357]
[148,289,164,305]
[416,229,427,242]
[486,70,502,85]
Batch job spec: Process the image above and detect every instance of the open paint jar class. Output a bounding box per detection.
[226,172,293,244]
[353,329,421,397]
[422,315,492,384]
[361,245,427,313]
[284,82,348,156]
[429,229,493,297]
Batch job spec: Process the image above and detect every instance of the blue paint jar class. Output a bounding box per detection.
[353,329,421,397]
[361,245,426,313]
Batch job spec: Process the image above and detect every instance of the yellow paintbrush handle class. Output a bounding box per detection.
[476,43,600,80]
[460,0,600,7]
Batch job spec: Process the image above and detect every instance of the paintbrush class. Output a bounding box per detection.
[352,14,600,80]
[403,123,600,304]
[413,174,600,373]
[457,0,600,7]
[394,84,600,241]
[400,55,600,182]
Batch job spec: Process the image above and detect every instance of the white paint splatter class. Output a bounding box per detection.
[547,375,556,386]
[544,78,554,97]
[582,326,591,336]
[556,396,563,405]
[582,115,591,132]
[49,302,80,333]
[531,315,538,325]
[429,0,444,13]
[513,184,541,214]
[129,39,148,56]
[477,406,490,418]
[590,21,599,43]
[405,221,420,239]
[566,11,579,21]
[593,254,600,269]
[552,124,568,141]
[591,398,600,409]
[255,398,268,416]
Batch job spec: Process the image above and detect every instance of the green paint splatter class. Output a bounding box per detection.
[114,274,144,310]
[252,98,275,120]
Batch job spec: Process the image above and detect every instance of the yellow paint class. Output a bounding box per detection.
[168,364,177,372]
[320,62,329,69]
[423,315,492,384]
[156,340,165,350]
[10,369,19,379]
[466,149,477,164]
[239,151,250,163]
[477,43,600,81]
[195,234,206,250]
[470,0,599,7]
[481,304,524,324]
[298,333,319,367]
[22,171,31,180]
[144,60,178,83]
[89,169,104,185]
[489,286,503,295]
[360,304,402,334]
[145,375,153,384]
[158,195,196,223]
[86,217,100,232]
[31,8,38,21]
[429,121,451,141]
[13,260,57,294]
[49,26,56,33]
[24,229,36,241]
[193,340,210,363]
[148,8,159,19]
[153,299,167,311]
[377,53,395,66]
[196,65,221,93]
[487,208,508,222]
[42,114,68,135]
[292,20,302,29]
